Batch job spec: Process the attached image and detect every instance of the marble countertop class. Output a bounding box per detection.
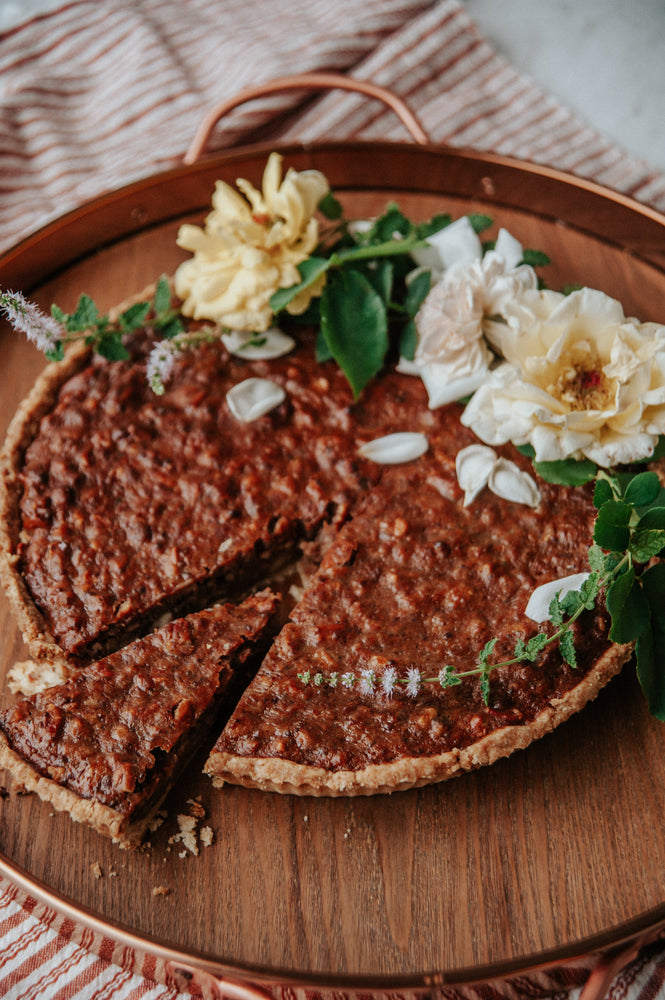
[465,0,665,173]
[1,0,663,173]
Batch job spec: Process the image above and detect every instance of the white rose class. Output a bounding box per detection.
[403,228,538,409]
[461,287,665,467]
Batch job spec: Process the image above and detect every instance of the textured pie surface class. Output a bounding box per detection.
[206,427,629,794]
[3,332,443,662]
[0,314,631,808]
[0,590,278,843]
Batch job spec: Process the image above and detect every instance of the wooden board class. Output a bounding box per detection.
[2,142,665,991]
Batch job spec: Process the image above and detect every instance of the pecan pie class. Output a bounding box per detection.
[0,306,631,821]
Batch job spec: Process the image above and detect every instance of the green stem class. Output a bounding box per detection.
[328,236,426,267]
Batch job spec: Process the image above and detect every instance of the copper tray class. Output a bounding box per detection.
[2,76,665,999]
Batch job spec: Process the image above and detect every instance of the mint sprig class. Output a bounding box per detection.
[49,276,184,363]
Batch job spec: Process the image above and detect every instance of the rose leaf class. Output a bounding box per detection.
[319,269,389,398]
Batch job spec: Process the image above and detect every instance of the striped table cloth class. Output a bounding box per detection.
[1,1,665,998]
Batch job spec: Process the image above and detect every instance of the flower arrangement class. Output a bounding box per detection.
[2,152,665,719]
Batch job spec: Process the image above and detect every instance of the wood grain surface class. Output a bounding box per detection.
[1,144,665,989]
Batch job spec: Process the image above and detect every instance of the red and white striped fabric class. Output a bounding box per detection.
[1,1,665,998]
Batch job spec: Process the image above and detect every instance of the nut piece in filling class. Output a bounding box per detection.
[0,590,279,845]
[205,446,630,796]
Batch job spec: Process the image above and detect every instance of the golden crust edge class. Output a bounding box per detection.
[204,641,632,796]
[0,730,146,847]
[0,285,162,677]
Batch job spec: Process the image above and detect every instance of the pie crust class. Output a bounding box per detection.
[0,291,633,818]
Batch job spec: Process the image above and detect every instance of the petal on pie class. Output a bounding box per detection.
[226,378,286,422]
[524,572,591,623]
[358,432,429,464]
[488,458,541,508]
[221,327,296,360]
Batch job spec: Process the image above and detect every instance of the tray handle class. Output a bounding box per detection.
[184,71,431,164]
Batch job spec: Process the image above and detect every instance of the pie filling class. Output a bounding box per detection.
[0,317,630,820]
[0,591,279,843]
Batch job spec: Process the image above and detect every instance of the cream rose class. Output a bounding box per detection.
[174,152,329,332]
[401,228,538,408]
[461,287,665,467]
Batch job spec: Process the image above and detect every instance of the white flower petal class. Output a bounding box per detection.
[420,363,490,409]
[525,573,591,623]
[358,432,429,464]
[226,377,286,422]
[411,216,482,273]
[455,444,497,506]
[221,327,296,359]
[488,458,541,508]
[396,356,423,376]
[493,228,524,269]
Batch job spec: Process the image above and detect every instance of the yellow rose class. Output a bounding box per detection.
[175,153,329,331]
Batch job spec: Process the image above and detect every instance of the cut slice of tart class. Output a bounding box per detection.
[205,450,631,796]
[0,589,279,845]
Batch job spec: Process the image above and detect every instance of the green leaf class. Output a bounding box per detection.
[636,624,665,721]
[520,632,549,661]
[640,562,665,606]
[548,595,565,627]
[588,543,607,573]
[319,269,389,397]
[478,637,497,666]
[315,327,333,363]
[467,213,493,234]
[97,333,130,361]
[69,294,100,332]
[520,249,551,267]
[153,276,172,315]
[606,567,650,643]
[361,259,393,304]
[439,665,462,688]
[404,269,431,317]
[516,443,536,459]
[594,500,632,551]
[559,629,577,667]
[270,256,329,313]
[366,203,412,242]
[45,343,64,363]
[416,213,451,239]
[157,315,185,340]
[533,456,597,486]
[50,304,67,325]
[119,301,151,332]
[624,471,662,506]
[593,478,615,509]
[318,191,343,220]
[629,528,665,563]
[636,506,665,530]
[398,319,417,362]
[559,589,584,617]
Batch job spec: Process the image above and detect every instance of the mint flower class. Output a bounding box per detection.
[1,290,63,356]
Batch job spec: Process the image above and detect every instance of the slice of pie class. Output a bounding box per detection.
[205,448,631,795]
[0,589,278,844]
